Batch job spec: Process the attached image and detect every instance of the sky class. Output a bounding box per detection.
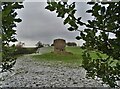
[14,1,93,47]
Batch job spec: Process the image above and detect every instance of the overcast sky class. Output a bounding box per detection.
[14,1,92,47]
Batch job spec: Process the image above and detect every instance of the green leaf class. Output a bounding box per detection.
[63,2,67,5]
[47,0,50,4]
[2,6,12,17]
[64,16,70,25]
[14,18,22,22]
[57,11,65,18]
[12,12,17,17]
[70,2,75,10]
[69,20,77,27]
[88,20,92,24]
[77,17,82,21]
[77,21,84,26]
[11,38,17,42]
[45,5,55,11]
[86,10,93,13]
[57,12,61,17]
[51,2,57,7]
[13,2,24,9]
[71,9,76,15]
[84,29,91,33]
[80,31,85,38]
[76,36,81,40]
[92,4,101,17]
[68,27,74,31]
[101,2,109,4]
[87,2,95,5]
[101,6,105,15]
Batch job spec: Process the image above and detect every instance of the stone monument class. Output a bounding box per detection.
[53,39,66,53]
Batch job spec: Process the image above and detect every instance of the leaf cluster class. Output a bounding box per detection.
[46,1,120,88]
[1,2,23,72]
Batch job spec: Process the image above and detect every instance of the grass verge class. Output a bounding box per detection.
[32,47,81,67]
[32,46,107,67]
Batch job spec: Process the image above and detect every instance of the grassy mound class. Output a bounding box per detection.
[32,46,107,66]
[32,47,84,66]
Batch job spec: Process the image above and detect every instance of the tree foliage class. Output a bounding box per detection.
[36,41,44,48]
[1,2,23,72]
[66,42,77,46]
[16,42,25,48]
[46,0,120,88]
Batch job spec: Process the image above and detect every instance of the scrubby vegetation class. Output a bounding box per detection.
[14,47,37,55]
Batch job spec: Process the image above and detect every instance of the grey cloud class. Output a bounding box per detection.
[76,2,93,22]
[16,2,91,47]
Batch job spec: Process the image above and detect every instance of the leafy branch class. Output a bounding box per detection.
[46,1,120,88]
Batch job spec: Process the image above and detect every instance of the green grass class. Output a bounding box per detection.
[32,46,83,66]
[32,46,107,67]
[33,52,82,64]
[66,46,84,55]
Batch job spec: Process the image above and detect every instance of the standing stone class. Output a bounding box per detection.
[53,39,66,53]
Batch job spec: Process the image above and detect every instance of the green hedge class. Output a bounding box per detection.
[14,47,37,55]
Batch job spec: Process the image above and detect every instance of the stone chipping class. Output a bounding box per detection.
[0,55,104,88]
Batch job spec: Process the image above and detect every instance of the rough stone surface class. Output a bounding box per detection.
[54,39,66,53]
[1,55,104,87]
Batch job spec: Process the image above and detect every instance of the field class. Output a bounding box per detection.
[32,46,107,67]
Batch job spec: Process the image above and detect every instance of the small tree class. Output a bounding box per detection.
[36,41,43,48]
[16,42,25,48]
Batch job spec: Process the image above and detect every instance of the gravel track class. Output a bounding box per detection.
[1,54,104,88]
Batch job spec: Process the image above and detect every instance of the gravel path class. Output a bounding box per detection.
[1,54,104,88]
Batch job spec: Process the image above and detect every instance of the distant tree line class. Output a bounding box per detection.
[51,42,77,46]
[66,42,77,46]
[36,41,50,48]
[36,41,43,48]
[14,42,36,55]
[14,41,77,55]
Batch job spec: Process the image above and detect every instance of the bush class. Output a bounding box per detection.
[14,47,37,55]
[66,42,77,46]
